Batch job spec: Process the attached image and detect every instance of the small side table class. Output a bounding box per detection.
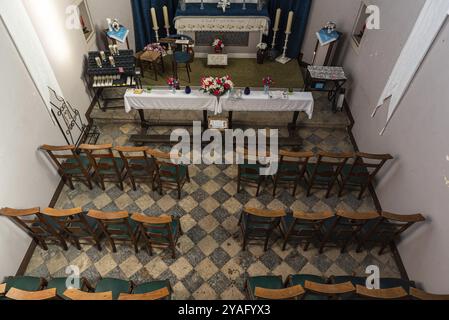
[207,54,228,67]
[136,51,165,81]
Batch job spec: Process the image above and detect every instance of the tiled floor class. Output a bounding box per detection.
[24,122,401,300]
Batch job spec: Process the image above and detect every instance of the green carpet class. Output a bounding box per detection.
[141,56,304,89]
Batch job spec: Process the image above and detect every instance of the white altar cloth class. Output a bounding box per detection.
[217,91,314,118]
[124,89,217,113]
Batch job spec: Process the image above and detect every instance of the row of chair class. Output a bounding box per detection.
[0,276,171,301]
[246,274,449,300]
[238,150,393,199]
[41,144,190,199]
[0,208,182,258]
[239,208,425,254]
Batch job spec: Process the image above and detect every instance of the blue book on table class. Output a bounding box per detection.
[316,28,341,46]
[107,26,129,44]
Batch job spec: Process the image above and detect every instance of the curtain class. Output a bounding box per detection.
[132,0,179,52]
[267,0,312,58]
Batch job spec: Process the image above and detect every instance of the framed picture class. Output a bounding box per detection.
[208,116,229,130]
[75,0,94,43]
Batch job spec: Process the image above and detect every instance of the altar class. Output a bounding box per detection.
[174,2,270,58]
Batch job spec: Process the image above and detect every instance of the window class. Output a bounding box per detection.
[351,1,370,51]
[76,0,94,43]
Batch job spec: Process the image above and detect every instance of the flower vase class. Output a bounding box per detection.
[215,47,223,54]
[264,85,270,95]
[169,85,176,94]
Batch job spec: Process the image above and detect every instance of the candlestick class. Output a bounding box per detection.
[109,56,116,67]
[95,57,102,68]
[200,0,204,10]
[108,45,113,54]
[113,45,119,55]
[154,29,160,43]
[151,8,158,29]
[286,11,294,34]
[276,31,291,64]
[242,0,247,10]
[273,8,281,32]
[100,51,106,61]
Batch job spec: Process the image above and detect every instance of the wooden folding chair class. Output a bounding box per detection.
[409,287,449,300]
[285,274,328,300]
[355,285,408,300]
[79,144,125,190]
[304,281,356,300]
[357,211,425,255]
[272,150,315,197]
[0,208,68,251]
[239,208,286,251]
[246,276,284,300]
[114,146,156,191]
[147,148,190,199]
[306,151,354,198]
[318,210,380,254]
[42,208,102,251]
[338,152,393,199]
[280,211,334,251]
[237,149,269,197]
[254,285,305,300]
[88,278,133,300]
[131,214,182,259]
[87,210,139,253]
[64,289,113,300]
[5,288,58,301]
[119,281,172,300]
[41,145,93,190]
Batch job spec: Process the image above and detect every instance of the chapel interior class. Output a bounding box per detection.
[1,0,448,302]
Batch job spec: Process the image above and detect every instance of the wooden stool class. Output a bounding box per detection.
[136,51,165,81]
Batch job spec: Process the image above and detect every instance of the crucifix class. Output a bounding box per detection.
[217,0,231,13]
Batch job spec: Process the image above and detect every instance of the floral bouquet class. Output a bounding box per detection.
[167,77,179,92]
[257,42,268,51]
[200,75,234,96]
[263,76,274,87]
[144,43,166,55]
[212,38,224,53]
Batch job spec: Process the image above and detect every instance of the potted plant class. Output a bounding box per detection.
[200,75,234,96]
[256,42,268,64]
[212,38,225,54]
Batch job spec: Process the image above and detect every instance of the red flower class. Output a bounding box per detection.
[224,83,230,90]
[213,90,220,96]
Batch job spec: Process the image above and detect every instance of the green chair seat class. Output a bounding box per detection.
[46,278,75,300]
[276,163,300,181]
[97,158,124,175]
[380,278,414,291]
[133,280,170,297]
[240,164,263,180]
[108,219,138,239]
[288,274,327,300]
[95,278,131,300]
[159,164,187,181]
[306,163,335,183]
[63,156,91,175]
[129,159,154,176]
[247,276,283,298]
[4,276,42,291]
[340,164,370,185]
[331,276,366,300]
[146,220,179,238]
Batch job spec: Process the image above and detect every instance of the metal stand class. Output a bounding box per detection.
[200,0,205,10]
[276,32,292,64]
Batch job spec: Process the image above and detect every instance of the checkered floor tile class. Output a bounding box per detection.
[24,123,401,300]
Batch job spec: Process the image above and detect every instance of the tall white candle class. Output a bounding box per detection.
[286,11,294,34]
[151,8,159,29]
[274,8,281,31]
[163,6,170,28]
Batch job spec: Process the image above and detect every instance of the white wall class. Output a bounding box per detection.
[87,0,135,51]
[336,0,449,293]
[0,18,65,281]
[22,0,93,119]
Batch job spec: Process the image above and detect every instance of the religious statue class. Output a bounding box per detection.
[217,0,231,13]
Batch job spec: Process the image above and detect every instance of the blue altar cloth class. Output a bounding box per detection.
[175,3,269,19]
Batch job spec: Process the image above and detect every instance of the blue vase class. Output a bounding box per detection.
[244,87,251,95]
[185,86,191,94]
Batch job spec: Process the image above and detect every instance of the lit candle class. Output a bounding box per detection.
[100,51,106,61]
[286,11,294,34]
[109,56,116,67]
[163,6,170,28]
[151,8,159,29]
[95,57,102,68]
[108,45,114,54]
[274,8,281,31]
[113,45,119,55]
